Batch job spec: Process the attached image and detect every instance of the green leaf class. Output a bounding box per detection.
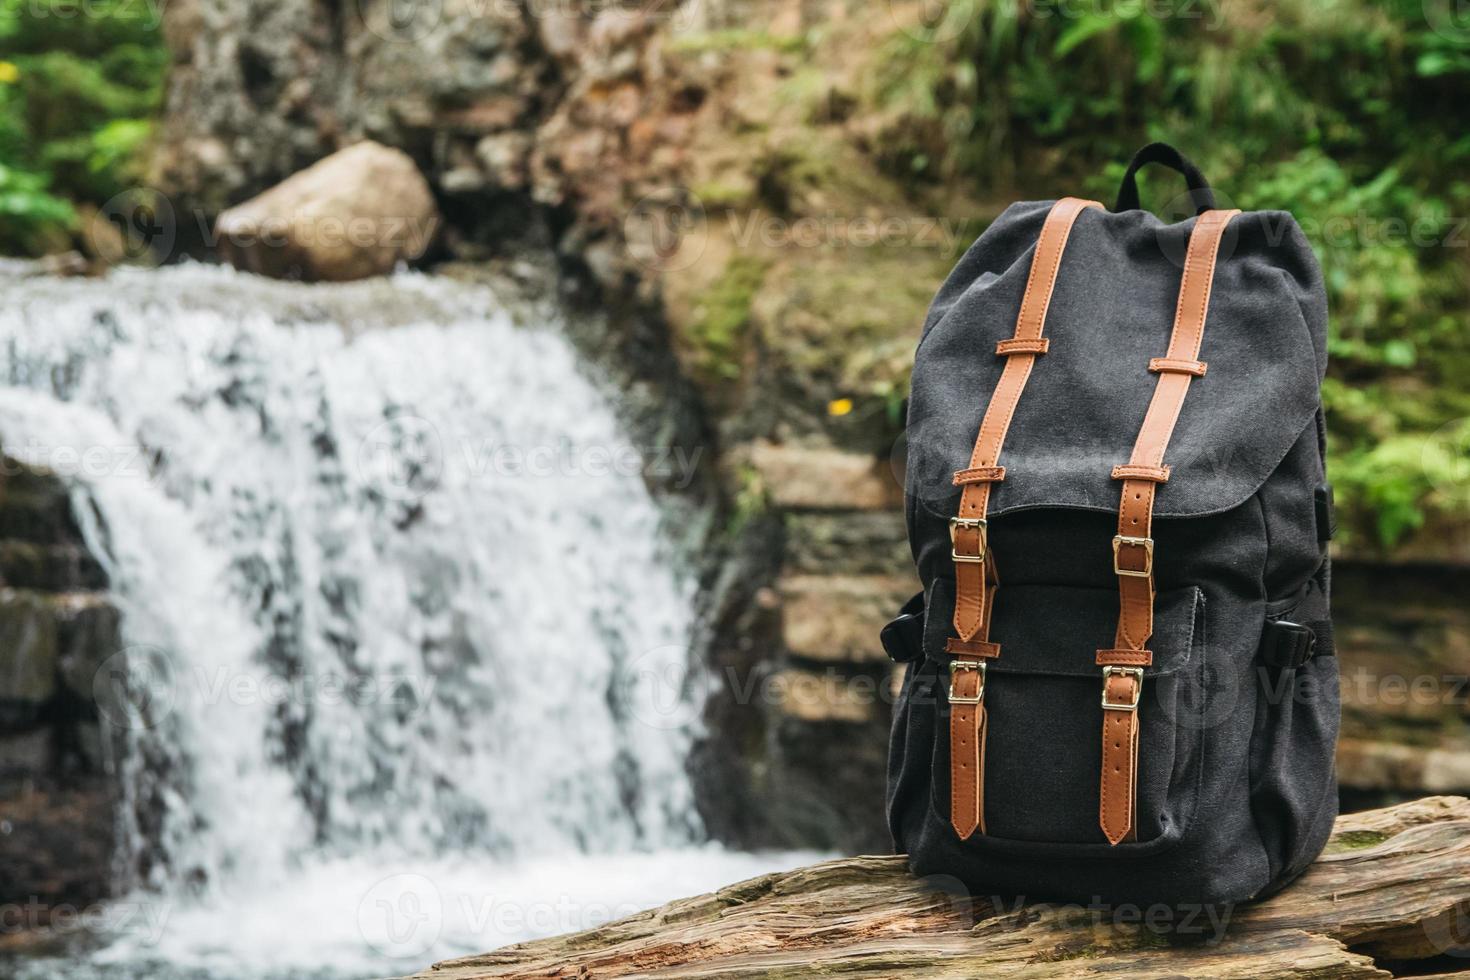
[1054,15,1117,59]
[1382,339,1417,367]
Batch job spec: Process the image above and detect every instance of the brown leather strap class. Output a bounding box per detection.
[951,197,1102,643]
[949,665,987,838]
[948,571,996,837]
[1098,208,1239,846]
[1100,668,1142,843]
[947,196,1102,841]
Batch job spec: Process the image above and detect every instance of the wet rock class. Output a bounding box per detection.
[0,460,121,910]
[0,590,58,727]
[768,668,893,852]
[770,668,877,723]
[475,132,533,191]
[153,0,535,219]
[1332,560,1470,801]
[784,511,911,575]
[0,481,82,544]
[214,141,441,282]
[0,542,108,592]
[779,574,915,663]
[745,442,903,511]
[53,595,123,703]
[1338,738,1470,794]
[0,780,116,910]
[537,11,584,62]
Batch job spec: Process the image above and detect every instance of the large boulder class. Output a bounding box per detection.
[214,142,440,281]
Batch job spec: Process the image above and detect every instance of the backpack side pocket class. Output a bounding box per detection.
[1249,559,1340,891]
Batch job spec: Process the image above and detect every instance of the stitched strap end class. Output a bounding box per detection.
[1096,648,1154,667]
[1149,357,1207,376]
[953,466,1006,486]
[996,338,1050,356]
[1111,464,1171,482]
[946,638,1002,659]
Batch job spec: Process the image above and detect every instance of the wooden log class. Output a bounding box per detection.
[410,797,1470,979]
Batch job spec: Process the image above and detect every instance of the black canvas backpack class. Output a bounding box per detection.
[882,143,1339,907]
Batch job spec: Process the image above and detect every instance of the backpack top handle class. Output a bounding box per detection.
[1113,142,1217,215]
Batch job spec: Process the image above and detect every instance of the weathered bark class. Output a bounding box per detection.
[409,797,1470,979]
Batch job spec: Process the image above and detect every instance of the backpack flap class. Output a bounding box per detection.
[906,204,1327,539]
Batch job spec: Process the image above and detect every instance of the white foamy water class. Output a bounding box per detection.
[14,847,820,979]
[0,266,821,978]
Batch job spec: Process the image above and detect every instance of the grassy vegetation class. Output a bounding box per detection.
[865,0,1470,550]
[688,254,771,383]
[0,0,166,254]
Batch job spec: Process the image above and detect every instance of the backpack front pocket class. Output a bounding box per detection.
[923,578,1206,848]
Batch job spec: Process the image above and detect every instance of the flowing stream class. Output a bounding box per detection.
[0,266,813,978]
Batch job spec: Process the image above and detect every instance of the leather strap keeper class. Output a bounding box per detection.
[1096,648,1154,667]
[1111,464,1171,482]
[945,637,1002,658]
[996,338,1050,356]
[1148,357,1208,376]
[953,466,1006,486]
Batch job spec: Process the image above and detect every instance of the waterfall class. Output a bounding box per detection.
[0,266,812,978]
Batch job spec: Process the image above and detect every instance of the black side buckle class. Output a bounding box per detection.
[1261,620,1317,669]
[881,592,926,663]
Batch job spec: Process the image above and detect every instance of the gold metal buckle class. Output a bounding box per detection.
[1112,535,1154,578]
[1101,666,1144,711]
[950,517,988,564]
[948,659,986,705]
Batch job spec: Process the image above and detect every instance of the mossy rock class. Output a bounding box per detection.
[0,590,59,723]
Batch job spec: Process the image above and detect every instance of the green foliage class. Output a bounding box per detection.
[726,463,771,538]
[870,0,1470,550]
[0,162,74,225]
[668,29,810,57]
[688,256,771,383]
[0,0,166,254]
